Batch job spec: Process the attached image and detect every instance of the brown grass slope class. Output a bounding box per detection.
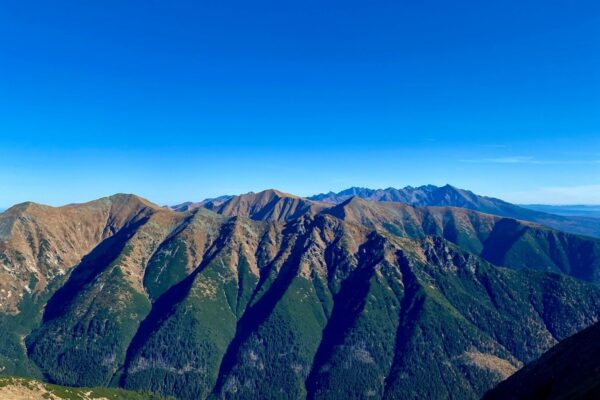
[0,194,167,313]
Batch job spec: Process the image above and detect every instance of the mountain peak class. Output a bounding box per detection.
[254,188,299,199]
[102,193,159,208]
[205,188,322,221]
[440,183,458,190]
[3,201,48,214]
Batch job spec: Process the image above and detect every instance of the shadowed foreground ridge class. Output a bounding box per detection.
[483,321,600,400]
[1,189,600,399]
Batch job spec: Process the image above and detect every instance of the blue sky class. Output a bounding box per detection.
[1,0,599,208]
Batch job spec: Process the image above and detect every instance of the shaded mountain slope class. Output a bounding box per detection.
[310,185,600,238]
[483,321,600,400]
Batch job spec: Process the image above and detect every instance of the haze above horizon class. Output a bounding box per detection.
[1,0,599,207]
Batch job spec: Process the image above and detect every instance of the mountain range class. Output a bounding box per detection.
[308,185,600,238]
[0,186,599,399]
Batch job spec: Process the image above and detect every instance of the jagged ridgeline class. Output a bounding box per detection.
[1,190,600,399]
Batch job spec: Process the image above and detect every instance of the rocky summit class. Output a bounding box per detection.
[1,188,600,399]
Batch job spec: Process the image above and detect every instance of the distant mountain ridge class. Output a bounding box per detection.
[309,185,600,238]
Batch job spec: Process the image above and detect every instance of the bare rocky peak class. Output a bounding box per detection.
[0,193,173,313]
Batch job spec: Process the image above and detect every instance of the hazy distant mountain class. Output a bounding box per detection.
[2,190,600,399]
[522,204,600,219]
[309,185,600,238]
[484,320,600,400]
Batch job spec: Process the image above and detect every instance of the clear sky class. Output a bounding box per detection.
[1,0,599,208]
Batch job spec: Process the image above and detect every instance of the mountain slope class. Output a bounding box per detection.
[0,194,171,377]
[1,192,600,399]
[200,192,600,284]
[309,185,600,238]
[483,321,600,400]
[204,189,329,222]
[323,197,600,284]
[26,203,184,387]
[0,193,161,313]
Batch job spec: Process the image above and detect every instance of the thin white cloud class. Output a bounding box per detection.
[461,156,538,164]
[461,157,600,165]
